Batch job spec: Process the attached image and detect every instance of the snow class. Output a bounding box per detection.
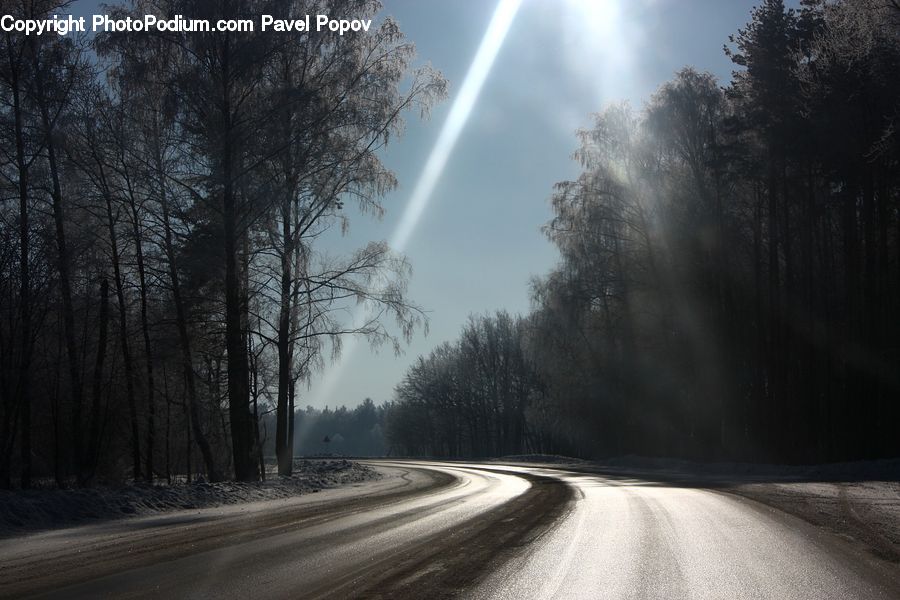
[491,454,590,465]
[598,455,900,482]
[731,478,900,563]
[0,459,379,538]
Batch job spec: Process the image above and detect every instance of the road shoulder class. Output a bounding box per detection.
[0,463,451,598]
[0,459,377,539]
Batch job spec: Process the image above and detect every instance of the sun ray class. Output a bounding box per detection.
[309,0,524,406]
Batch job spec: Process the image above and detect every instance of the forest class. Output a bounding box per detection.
[387,0,900,464]
[278,399,389,457]
[2,0,898,493]
[0,0,445,488]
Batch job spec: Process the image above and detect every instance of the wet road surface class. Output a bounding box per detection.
[1,461,897,598]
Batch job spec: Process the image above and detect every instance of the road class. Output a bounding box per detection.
[1,460,898,599]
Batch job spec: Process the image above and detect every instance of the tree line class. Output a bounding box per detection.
[0,0,444,488]
[387,0,900,463]
[267,398,389,457]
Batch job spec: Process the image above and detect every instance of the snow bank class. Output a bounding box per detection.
[601,455,900,481]
[492,454,589,465]
[731,478,900,563]
[0,459,378,538]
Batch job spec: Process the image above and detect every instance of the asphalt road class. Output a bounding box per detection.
[1,461,898,599]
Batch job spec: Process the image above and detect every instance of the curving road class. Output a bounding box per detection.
[1,461,898,599]
[469,465,900,599]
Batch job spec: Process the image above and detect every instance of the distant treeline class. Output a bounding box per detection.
[260,399,390,458]
[387,0,900,463]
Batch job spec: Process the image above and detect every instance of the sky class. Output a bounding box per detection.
[302,0,779,411]
[67,0,788,410]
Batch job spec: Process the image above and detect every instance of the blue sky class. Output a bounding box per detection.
[305,0,779,411]
[67,0,788,409]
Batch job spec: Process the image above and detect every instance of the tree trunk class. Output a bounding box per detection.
[766,161,780,460]
[288,375,296,462]
[163,363,171,485]
[276,194,293,476]
[125,181,157,483]
[223,136,255,482]
[251,344,264,480]
[216,41,256,482]
[752,184,764,458]
[183,384,192,484]
[101,184,141,481]
[86,278,110,483]
[52,331,64,488]
[158,164,222,482]
[36,69,84,477]
[10,54,32,489]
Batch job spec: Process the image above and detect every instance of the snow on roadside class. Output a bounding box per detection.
[599,455,900,481]
[0,459,379,539]
[730,478,900,563]
[491,454,590,465]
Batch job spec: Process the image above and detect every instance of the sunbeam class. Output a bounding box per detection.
[390,0,523,253]
[309,0,523,405]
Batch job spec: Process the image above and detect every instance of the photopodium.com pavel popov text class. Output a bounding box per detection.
[1,13,373,36]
